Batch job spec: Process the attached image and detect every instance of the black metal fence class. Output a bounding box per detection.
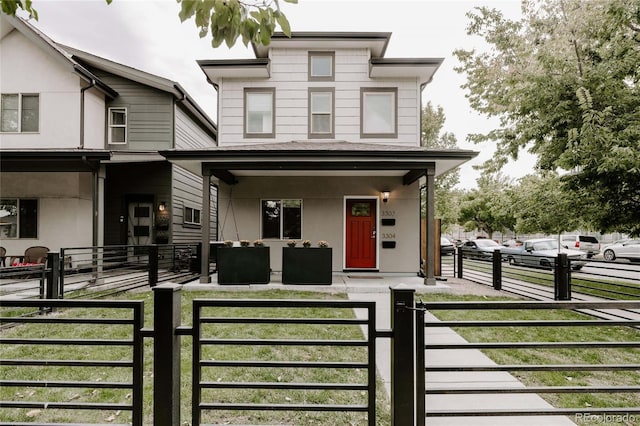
[0,244,202,301]
[414,299,640,425]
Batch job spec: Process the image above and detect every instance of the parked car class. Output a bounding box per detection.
[561,235,600,258]
[460,239,501,260]
[502,238,587,270]
[602,239,640,262]
[440,237,455,256]
[502,239,523,247]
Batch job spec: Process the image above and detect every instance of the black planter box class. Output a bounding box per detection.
[216,247,270,285]
[282,247,332,285]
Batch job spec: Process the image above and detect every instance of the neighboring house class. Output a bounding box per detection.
[0,15,217,260]
[161,32,478,283]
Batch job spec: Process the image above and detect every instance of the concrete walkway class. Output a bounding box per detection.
[185,272,577,425]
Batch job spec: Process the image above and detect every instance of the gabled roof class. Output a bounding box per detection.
[0,15,117,98]
[63,45,217,137]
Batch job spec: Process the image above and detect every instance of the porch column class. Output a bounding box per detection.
[200,173,212,283]
[424,168,436,285]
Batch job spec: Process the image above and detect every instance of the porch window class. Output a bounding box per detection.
[0,198,38,239]
[308,88,334,138]
[1,93,39,133]
[308,52,334,81]
[108,107,127,144]
[184,206,201,226]
[360,88,397,138]
[244,88,275,138]
[261,199,302,240]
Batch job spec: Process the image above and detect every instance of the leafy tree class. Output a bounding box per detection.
[454,0,640,236]
[509,173,585,235]
[420,101,461,232]
[458,173,515,239]
[1,0,297,47]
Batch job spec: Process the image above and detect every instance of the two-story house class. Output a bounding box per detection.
[161,32,478,283]
[0,15,217,259]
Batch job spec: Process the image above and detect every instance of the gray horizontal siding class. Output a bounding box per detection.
[171,165,218,243]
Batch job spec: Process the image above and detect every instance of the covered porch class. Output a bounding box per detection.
[161,142,477,285]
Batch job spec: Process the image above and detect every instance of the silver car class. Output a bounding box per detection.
[602,239,640,262]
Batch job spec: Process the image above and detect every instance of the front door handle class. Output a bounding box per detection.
[371,230,376,239]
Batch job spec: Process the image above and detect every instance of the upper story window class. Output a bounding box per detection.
[108,107,127,144]
[1,93,39,133]
[308,88,334,139]
[0,198,38,239]
[360,88,397,138]
[184,205,201,227]
[244,88,275,138]
[308,52,334,81]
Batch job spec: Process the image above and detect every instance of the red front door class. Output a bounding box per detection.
[345,199,377,269]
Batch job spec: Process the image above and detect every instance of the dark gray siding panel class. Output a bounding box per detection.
[171,165,218,243]
[92,70,174,150]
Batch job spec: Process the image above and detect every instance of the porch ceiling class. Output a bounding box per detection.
[159,141,478,186]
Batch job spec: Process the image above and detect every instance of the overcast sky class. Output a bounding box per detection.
[27,0,535,188]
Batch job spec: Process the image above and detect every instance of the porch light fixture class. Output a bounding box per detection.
[158,202,167,212]
[381,191,390,203]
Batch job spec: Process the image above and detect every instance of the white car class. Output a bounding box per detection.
[602,240,640,262]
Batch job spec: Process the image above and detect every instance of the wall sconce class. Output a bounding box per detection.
[381,191,390,203]
[158,202,167,212]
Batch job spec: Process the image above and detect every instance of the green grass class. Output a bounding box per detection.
[424,293,640,415]
[1,289,390,425]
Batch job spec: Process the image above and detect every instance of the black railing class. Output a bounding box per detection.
[414,300,640,425]
[0,299,145,426]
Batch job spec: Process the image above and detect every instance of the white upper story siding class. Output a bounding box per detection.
[0,29,106,149]
[216,47,421,147]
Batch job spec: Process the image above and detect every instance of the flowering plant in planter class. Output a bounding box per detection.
[287,240,297,248]
[223,240,234,247]
[253,239,265,247]
[239,240,251,247]
[302,239,312,248]
[318,240,329,248]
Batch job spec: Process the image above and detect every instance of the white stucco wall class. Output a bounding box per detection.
[216,176,420,273]
[0,172,93,256]
[0,29,86,148]
[216,47,421,146]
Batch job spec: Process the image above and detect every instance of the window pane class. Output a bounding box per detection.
[247,92,273,134]
[351,203,371,217]
[185,207,193,223]
[1,94,19,132]
[261,200,281,239]
[21,95,39,132]
[193,209,201,224]
[111,127,126,143]
[19,199,38,239]
[363,92,394,133]
[110,109,126,125]
[282,200,302,239]
[312,114,331,133]
[311,56,332,77]
[0,199,18,238]
[311,92,331,113]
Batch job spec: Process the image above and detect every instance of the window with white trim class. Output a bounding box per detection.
[308,52,334,81]
[184,206,201,226]
[244,88,275,138]
[0,198,38,239]
[1,93,39,133]
[261,199,302,240]
[108,107,127,144]
[360,88,397,138]
[308,88,334,138]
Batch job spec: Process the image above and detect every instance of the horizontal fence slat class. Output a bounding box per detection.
[199,402,370,412]
[425,386,640,394]
[200,360,368,369]
[0,359,133,367]
[201,381,368,391]
[200,338,368,347]
[0,380,133,389]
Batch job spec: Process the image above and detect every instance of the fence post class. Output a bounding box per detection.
[391,286,416,426]
[46,252,60,300]
[152,283,182,426]
[149,245,159,287]
[554,253,571,300]
[456,248,463,279]
[493,249,502,291]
